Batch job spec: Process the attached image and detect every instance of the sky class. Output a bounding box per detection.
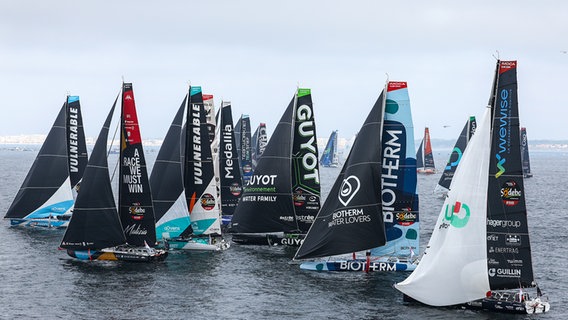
[1,1,567,142]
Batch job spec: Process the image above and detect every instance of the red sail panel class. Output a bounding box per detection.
[387,81,407,92]
[122,85,142,145]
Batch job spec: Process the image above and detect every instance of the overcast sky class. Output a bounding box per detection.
[1,1,566,142]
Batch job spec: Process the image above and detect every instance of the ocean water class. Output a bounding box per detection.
[0,146,564,319]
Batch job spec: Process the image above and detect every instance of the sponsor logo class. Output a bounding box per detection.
[445,147,463,171]
[507,259,523,267]
[487,234,499,242]
[488,268,521,278]
[249,174,277,186]
[279,216,294,222]
[495,88,511,178]
[67,104,80,174]
[243,164,252,173]
[328,208,370,227]
[229,183,242,196]
[339,261,397,272]
[442,201,470,228]
[396,210,417,226]
[487,219,521,228]
[129,204,146,220]
[488,258,500,266]
[280,237,304,246]
[51,207,67,213]
[500,180,522,206]
[200,193,216,210]
[296,103,320,184]
[489,246,520,254]
[382,128,402,224]
[164,226,181,232]
[293,193,306,206]
[506,234,521,245]
[191,103,203,185]
[339,175,360,206]
[124,223,148,235]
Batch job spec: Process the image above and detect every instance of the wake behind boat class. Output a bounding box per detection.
[395,60,550,314]
[5,95,88,228]
[294,81,419,273]
[60,83,167,262]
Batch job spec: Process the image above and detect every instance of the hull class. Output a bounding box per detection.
[231,232,285,245]
[465,297,550,314]
[163,237,230,251]
[66,246,168,262]
[10,216,69,229]
[267,233,305,247]
[300,258,416,272]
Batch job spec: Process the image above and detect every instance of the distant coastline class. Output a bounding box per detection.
[1,135,567,151]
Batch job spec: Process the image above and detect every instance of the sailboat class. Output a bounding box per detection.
[5,95,88,228]
[520,127,533,178]
[60,83,167,261]
[295,81,419,272]
[395,60,550,314]
[229,88,321,246]
[251,122,268,171]
[218,101,244,228]
[416,127,436,174]
[150,87,228,251]
[234,114,253,184]
[320,130,340,168]
[434,116,477,197]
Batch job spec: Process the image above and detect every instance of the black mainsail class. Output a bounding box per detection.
[251,122,268,171]
[119,83,158,247]
[230,96,297,235]
[487,60,534,289]
[60,97,125,249]
[5,95,88,227]
[435,116,477,195]
[291,88,321,232]
[219,101,243,219]
[295,89,387,259]
[520,127,533,178]
[151,95,190,240]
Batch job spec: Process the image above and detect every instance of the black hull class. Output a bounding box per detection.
[231,234,272,245]
[463,299,526,314]
[402,294,544,314]
[231,232,305,246]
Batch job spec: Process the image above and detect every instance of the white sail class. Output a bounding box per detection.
[190,177,222,236]
[395,107,492,306]
[24,176,74,220]
[155,192,190,240]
